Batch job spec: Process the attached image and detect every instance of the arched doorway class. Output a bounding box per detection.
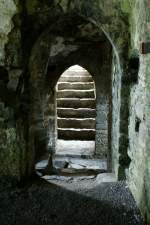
[29,14,129,181]
[35,58,112,176]
[55,65,96,158]
[49,63,111,175]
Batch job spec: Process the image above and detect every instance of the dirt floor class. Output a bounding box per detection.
[0,174,144,225]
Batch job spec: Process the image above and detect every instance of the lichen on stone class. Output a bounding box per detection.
[0,0,17,65]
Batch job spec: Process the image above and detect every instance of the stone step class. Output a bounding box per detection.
[57,118,95,129]
[57,90,95,98]
[57,108,96,118]
[58,128,95,140]
[57,98,96,108]
[61,70,91,77]
[59,76,93,82]
[55,140,95,157]
[57,82,94,90]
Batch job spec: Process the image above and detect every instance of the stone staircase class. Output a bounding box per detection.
[56,66,96,142]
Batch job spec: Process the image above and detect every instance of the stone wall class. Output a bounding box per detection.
[0,0,17,65]
[94,45,112,158]
[127,0,150,223]
[0,102,26,180]
[0,0,27,181]
[111,54,122,176]
[95,93,109,158]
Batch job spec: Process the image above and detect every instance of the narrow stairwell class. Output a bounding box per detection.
[56,65,96,157]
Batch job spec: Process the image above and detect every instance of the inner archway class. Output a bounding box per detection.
[31,17,118,180]
[55,65,96,158]
[51,63,111,174]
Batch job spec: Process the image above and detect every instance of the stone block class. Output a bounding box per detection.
[57,98,96,108]
[57,90,95,98]
[58,128,95,140]
[57,108,96,118]
[58,118,95,129]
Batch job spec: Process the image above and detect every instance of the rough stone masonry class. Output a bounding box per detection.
[0,0,150,224]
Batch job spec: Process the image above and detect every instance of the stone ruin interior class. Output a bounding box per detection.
[0,1,150,225]
[36,64,110,176]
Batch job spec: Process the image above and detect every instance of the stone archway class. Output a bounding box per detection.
[28,11,130,179]
[29,35,112,173]
[0,1,149,223]
[55,65,97,158]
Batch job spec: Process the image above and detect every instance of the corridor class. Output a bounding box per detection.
[0,0,149,224]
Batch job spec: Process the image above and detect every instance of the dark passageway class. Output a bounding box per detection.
[0,1,149,225]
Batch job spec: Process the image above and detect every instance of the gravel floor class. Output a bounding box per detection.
[0,177,144,225]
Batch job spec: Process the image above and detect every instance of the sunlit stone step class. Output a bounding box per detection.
[55,140,95,157]
[57,98,96,108]
[59,76,93,82]
[57,90,95,98]
[58,128,95,140]
[61,70,91,77]
[57,108,96,118]
[57,82,94,90]
[57,118,95,129]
